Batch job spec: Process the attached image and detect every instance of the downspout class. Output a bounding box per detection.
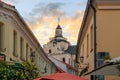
[90,0,97,69]
[90,1,97,80]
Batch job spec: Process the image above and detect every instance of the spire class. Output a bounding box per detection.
[55,17,62,37]
[56,17,61,29]
[58,17,60,24]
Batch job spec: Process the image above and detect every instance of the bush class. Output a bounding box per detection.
[116,61,120,76]
[0,61,41,80]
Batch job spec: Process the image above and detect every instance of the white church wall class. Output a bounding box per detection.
[43,24,76,69]
[51,53,72,65]
[49,57,67,72]
[49,56,76,74]
[43,41,69,55]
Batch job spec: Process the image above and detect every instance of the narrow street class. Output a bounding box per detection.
[0,0,120,80]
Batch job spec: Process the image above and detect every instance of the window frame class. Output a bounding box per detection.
[13,30,18,57]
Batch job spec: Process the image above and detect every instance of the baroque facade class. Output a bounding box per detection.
[76,0,120,80]
[0,1,57,75]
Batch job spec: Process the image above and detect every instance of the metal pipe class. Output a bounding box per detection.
[90,0,97,69]
[90,0,97,80]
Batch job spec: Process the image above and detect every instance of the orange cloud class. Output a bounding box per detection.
[28,11,84,46]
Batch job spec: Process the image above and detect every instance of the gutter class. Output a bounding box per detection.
[74,0,97,77]
[75,0,91,76]
[90,0,97,69]
[90,0,97,80]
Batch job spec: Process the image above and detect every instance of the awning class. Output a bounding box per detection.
[84,57,120,76]
[34,72,88,80]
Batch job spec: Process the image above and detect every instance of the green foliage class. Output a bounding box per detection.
[116,60,120,76]
[103,56,111,60]
[0,61,41,80]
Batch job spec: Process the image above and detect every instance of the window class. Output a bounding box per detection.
[97,52,109,59]
[13,31,17,57]
[97,52,110,67]
[0,25,3,48]
[69,58,71,65]
[82,44,84,56]
[63,57,65,62]
[39,57,41,66]
[87,34,89,57]
[20,37,24,60]
[44,64,47,73]
[30,48,33,58]
[49,49,51,53]
[30,47,33,53]
[30,48,32,61]
[90,25,93,51]
[26,44,28,61]
[97,75,104,80]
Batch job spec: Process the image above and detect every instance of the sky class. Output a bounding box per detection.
[2,0,87,46]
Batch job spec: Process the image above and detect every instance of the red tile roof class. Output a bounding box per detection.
[62,61,77,71]
[0,0,15,8]
[56,67,65,73]
[51,57,77,71]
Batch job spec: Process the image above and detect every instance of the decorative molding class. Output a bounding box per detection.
[98,6,120,10]
[96,0,120,4]
[0,10,37,49]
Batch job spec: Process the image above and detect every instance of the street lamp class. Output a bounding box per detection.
[30,51,35,62]
[80,56,84,63]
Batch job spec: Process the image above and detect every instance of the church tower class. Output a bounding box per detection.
[43,19,76,67]
[55,24,63,37]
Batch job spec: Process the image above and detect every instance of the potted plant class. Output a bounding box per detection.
[116,60,120,76]
[103,56,111,63]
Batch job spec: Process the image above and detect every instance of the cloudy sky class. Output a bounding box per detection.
[3,0,87,46]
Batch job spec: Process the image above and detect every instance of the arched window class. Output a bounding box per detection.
[69,58,71,65]
[13,30,17,57]
[49,49,51,53]
[63,57,65,62]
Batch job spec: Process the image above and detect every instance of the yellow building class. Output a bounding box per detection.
[76,0,120,80]
[0,1,57,75]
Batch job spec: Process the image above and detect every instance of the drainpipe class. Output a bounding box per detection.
[90,1,97,80]
[90,0,97,69]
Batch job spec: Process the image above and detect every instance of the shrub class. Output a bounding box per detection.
[0,61,41,80]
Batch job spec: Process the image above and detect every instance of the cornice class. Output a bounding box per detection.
[96,0,120,4]
[0,4,40,49]
[0,2,57,68]
[96,0,120,9]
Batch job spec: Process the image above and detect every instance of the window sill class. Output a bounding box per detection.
[20,57,25,61]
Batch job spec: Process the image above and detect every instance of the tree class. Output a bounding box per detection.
[0,61,41,80]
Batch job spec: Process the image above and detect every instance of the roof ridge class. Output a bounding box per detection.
[0,0,15,8]
[51,57,77,71]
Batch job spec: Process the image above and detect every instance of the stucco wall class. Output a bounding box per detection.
[97,10,120,59]
[0,5,57,75]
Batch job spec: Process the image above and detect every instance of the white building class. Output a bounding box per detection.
[49,56,77,74]
[0,1,57,75]
[43,24,76,67]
